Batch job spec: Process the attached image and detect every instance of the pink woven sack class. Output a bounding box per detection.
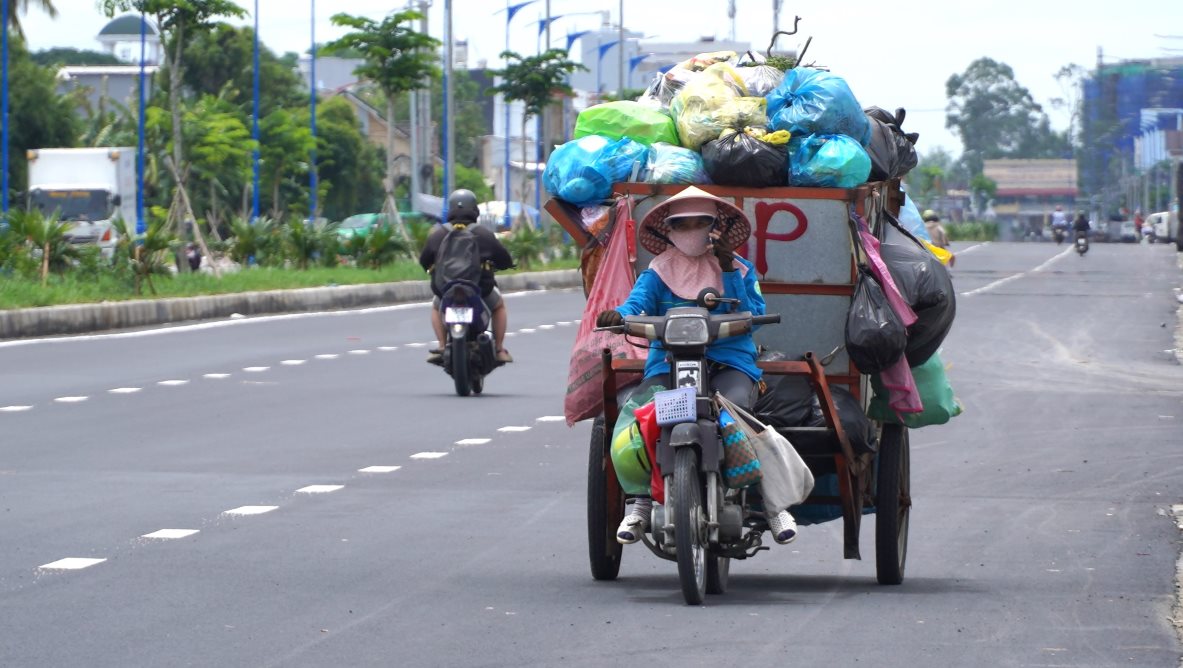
[564,199,644,425]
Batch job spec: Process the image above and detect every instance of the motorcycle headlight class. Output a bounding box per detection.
[663,315,709,347]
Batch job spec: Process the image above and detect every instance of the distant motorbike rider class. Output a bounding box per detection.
[922,209,955,267]
[1072,210,1090,240]
[419,189,516,364]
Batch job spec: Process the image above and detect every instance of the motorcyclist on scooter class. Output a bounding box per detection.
[1050,205,1069,242]
[1072,210,1090,240]
[419,189,516,364]
[594,186,798,546]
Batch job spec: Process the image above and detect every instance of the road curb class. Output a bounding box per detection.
[0,269,581,340]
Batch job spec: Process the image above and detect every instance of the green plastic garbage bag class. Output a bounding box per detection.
[610,384,665,495]
[869,352,962,428]
[574,101,680,147]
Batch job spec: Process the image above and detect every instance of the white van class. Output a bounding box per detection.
[1146,211,1177,243]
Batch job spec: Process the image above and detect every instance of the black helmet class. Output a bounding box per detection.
[447,189,479,223]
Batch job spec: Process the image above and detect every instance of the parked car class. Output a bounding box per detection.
[1118,219,1138,242]
[336,213,389,241]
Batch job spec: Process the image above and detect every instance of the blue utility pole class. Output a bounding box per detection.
[136,10,147,234]
[309,0,318,220]
[252,0,260,222]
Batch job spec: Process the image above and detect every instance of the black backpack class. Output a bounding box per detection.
[431,224,483,295]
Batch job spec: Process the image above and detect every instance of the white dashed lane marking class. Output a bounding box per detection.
[39,558,106,571]
[518,328,536,334]
[359,465,401,473]
[538,325,555,330]
[1,405,33,412]
[204,373,231,379]
[536,416,564,422]
[405,343,427,348]
[108,387,142,394]
[296,485,344,494]
[142,529,199,539]
[557,321,573,326]
[456,438,491,446]
[54,396,89,403]
[315,354,339,360]
[377,346,398,351]
[280,360,306,366]
[347,349,370,355]
[243,366,270,373]
[223,505,278,516]
[157,380,189,386]
[498,426,531,433]
[411,452,448,460]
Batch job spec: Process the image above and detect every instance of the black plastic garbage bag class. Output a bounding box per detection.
[753,351,877,456]
[846,267,907,374]
[701,131,788,188]
[864,115,918,182]
[880,213,956,365]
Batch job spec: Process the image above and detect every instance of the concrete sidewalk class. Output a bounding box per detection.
[0,269,581,340]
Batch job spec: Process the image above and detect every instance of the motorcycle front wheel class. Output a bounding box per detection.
[673,448,707,605]
[450,335,470,397]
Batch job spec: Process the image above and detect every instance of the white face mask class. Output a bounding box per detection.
[667,227,712,257]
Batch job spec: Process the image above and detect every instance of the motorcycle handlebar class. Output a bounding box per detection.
[752,314,781,326]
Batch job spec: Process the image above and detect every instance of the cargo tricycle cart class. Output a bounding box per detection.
[549,180,911,603]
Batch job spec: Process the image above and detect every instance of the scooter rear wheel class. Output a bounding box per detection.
[674,448,707,605]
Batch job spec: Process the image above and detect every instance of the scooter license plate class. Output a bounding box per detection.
[444,306,473,324]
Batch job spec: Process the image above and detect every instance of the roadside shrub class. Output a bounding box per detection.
[945,221,997,241]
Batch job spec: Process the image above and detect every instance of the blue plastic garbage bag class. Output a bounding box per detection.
[641,142,711,185]
[544,135,650,207]
[767,68,870,145]
[788,134,872,188]
[898,191,933,242]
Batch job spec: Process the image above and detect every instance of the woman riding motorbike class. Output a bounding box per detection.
[595,186,798,546]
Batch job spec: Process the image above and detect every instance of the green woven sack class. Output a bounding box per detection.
[574,101,680,147]
[869,352,962,428]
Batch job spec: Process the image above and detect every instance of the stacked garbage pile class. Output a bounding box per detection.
[544,50,921,209]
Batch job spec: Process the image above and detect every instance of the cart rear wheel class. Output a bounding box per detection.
[875,424,910,585]
[587,417,623,580]
[674,448,707,605]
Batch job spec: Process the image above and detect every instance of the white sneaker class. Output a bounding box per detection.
[616,498,653,545]
[768,510,797,544]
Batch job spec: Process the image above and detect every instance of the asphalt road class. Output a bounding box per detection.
[1,242,1180,667]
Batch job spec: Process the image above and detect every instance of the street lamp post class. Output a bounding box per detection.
[503,1,537,228]
[137,10,147,234]
[251,0,260,222]
[595,39,619,104]
[1,0,9,216]
[309,0,318,220]
[442,0,454,218]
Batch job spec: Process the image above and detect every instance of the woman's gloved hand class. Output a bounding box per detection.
[714,242,735,272]
[596,310,623,328]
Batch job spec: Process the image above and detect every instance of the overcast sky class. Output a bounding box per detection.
[20,0,1183,157]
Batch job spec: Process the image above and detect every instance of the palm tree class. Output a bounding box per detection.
[6,0,57,38]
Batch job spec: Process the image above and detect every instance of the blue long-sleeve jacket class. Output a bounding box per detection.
[614,257,765,381]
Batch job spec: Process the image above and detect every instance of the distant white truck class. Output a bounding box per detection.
[26,147,137,257]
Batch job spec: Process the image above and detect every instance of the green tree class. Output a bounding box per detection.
[313,96,384,221]
[945,58,1066,175]
[6,38,77,199]
[259,108,314,219]
[323,10,440,217]
[181,23,305,115]
[101,0,247,246]
[182,95,253,234]
[5,0,55,36]
[489,49,584,225]
[31,47,120,66]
